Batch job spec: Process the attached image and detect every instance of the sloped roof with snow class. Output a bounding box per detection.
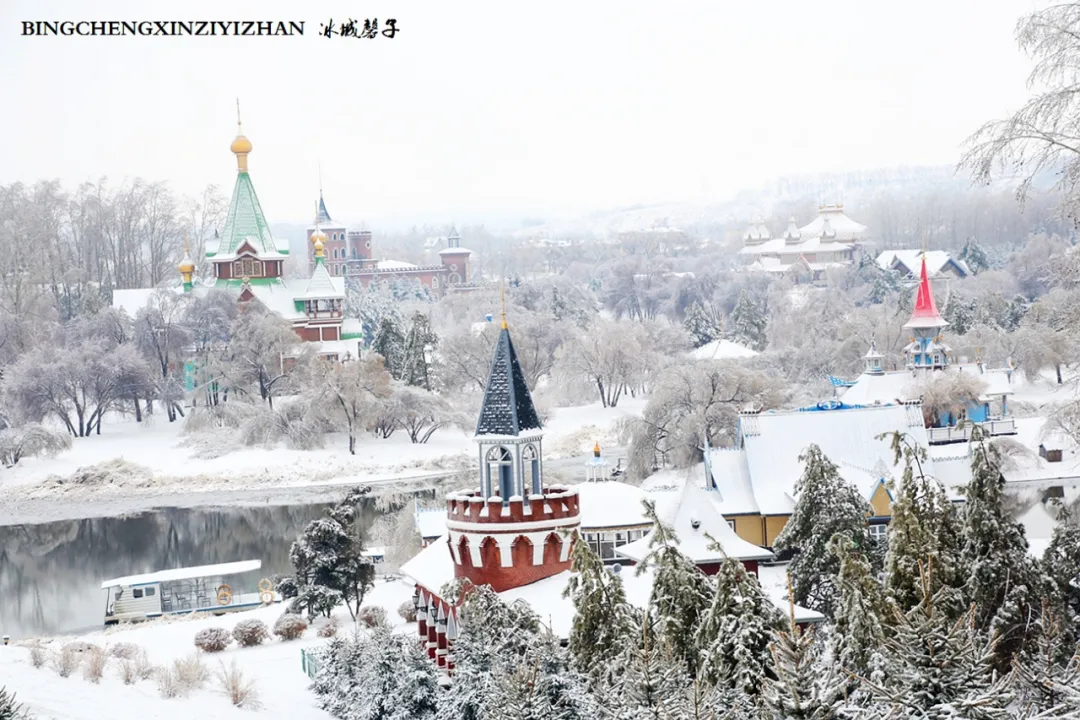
[877,250,970,278]
[617,479,774,563]
[216,171,284,259]
[841,365,1015,406]
[300,259,344,299]
[416,509,448,539]
[572,481,651,530]
[101,559,262,589]
[797,205,867,241]
[688,339,758,361]
[734,404,933,515]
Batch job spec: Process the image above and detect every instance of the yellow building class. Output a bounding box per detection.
[704,402,973,548]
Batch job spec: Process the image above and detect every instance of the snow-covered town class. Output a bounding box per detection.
[5,1,1080,719]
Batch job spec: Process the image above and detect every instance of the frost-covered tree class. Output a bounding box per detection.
[761,599,852,720]
[0,423,72,467]
[307,354,393,454]
[621,359,786,480]
[1042,503,1080,633]
[961,431,1039,666]
[388,385,463,444]
[904,372,988,428]
[695,553,783,695]
[773,444,872,617]
[601,614,689,720]
[346,279,400,344]
[486,632,596,720]
[726,289,768,351]
[280,488,375,620]
[402,312,438,390]
[133,289,192,421]
[372,315,407,381]
[312,626,440,720]
[683,300,721,348]
[636,500,712,678]
[1012,606,1080,714]
[960,239,991,274]
[861,571,1014,719]
[828,534,886,675]
[554,319,646,407]
[881,432,964,614]
[563,531,640,679]
[225,305,303,409]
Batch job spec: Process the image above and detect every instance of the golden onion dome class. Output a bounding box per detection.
[231,133,252,155]
[310,227,328,245]
[177,257,195,273]
[313,237,325,256]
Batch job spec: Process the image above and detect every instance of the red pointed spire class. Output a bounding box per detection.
[904,255,948,328]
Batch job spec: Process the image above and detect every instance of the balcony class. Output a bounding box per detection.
[927,418,1017,444]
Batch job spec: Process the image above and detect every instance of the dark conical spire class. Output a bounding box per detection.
[475,327,542,436]
[317,193,332,224]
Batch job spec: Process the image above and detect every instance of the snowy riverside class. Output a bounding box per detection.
[5,1,1080,718]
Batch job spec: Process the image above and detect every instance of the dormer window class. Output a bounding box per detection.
[232,258,263,278]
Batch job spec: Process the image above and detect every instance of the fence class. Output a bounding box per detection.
[301,647,321,680]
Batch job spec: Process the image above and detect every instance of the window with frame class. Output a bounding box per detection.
[727,520,736,531]
[868,524,889,543]
[145,587,156,597]
[232,258,263,278]
[486,446,514,499]
[132,588,144,599]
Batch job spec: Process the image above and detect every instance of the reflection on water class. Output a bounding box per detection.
[0,501,384,639]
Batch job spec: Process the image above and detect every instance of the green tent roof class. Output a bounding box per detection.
[216,171,284,257]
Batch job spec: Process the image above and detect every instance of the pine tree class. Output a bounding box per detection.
[637,499,713,678]
[773,444,872,617]
[0,686,29,720]
[1013,604,1080,714]
[961,431,1038,666]
[828,534,886,676]
[601,614,690,720]
[960,240,991,274]
[372,315,406,380]
[683,301,720,348]
[563,531,639,679]
[860,562,1013,719]
[1041,502,1080,635]
[696,553,783,695]
[725,290,767,352]
[760,590,852,720]
[402,312,438,390]
[881,432,964,615]
[487,633,596,720]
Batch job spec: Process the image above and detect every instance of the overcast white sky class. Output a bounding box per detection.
[0,0,1040,227]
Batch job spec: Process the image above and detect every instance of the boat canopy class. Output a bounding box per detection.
[100,560,262,590]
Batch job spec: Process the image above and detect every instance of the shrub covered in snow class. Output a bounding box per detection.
[107,642,140,660]
[273,613,308,641]
[0,423,72,468]
[317,616,340,638]
[28,644,46,669]
[193,627,232,653]
[82,647,107,683]
[397,600,418,623]
[232,619,270,648]
[358,605,388,628]
[217,659,262,709]
[50,646,80,677]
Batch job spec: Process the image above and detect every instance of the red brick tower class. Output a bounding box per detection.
[444,310,579,592]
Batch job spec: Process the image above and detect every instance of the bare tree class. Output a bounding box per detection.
[961,3,1080,215]
[226,307,302,409]
[308,354,393,454]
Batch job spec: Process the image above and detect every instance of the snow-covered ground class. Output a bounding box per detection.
[0,578,415,719]
[0,398,646,526]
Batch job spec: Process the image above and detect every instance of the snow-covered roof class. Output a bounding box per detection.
[877,250,970,278]
[341,317,363,337]
[738,233,854,257]
[999,416,1080,486]
[617,479,774,563]
[377,259,418,270]
[416,509,448,539]
[243,280,304,320]
[475,327,543,437]
[841,365,1015,406]
[101,559,262,589]
[571,481,651,530]
[730,404,933,516]
[688,339,758,361]
[797,205,867,241]
[438,247,472,256]
[403,540,820,639]
[299,260,343,299]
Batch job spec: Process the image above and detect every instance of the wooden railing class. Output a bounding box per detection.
[927,418,1017,444]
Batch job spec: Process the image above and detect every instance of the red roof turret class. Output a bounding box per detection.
[903,255,948,329]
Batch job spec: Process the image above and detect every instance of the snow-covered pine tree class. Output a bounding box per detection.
[637,499,713,678]
[881,431,964,615]
[961,430,1039,665]
[402,312,438,390]
[311,626,440,720]
[860,563,1014,719]
[773,444,871,617]
[372,315,406,380]
[960,240,991,274]
[683,301,720,348]
[1012,604,1080,714]
[563,531,640,679]
[828,534,886,676]
[346,279,400,345]
[695,551,783,696]
[760,584,852,720]
[486,631,597,720]
[725,290,767,352]
[1041,502,1080,638]
[600,614,690,720]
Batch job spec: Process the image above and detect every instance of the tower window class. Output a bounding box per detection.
[232,258,263,278]
[523,444,541,495]
[486,446,513,500]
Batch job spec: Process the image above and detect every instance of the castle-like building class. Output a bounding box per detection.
[738,204,866,279]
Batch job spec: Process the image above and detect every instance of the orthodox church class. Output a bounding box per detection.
[400,313,823,677]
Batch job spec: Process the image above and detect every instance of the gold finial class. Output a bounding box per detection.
[310,201,328,248]
[230,99,252,170]
[593,441,601,458]
[500,282,508,329]
[236,97,242,133]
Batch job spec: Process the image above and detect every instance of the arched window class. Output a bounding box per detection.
[486,446,513,500]
[448,272,461,285]
[523,444,540,495]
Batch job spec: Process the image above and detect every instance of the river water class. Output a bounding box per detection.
[0,501,388,639]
